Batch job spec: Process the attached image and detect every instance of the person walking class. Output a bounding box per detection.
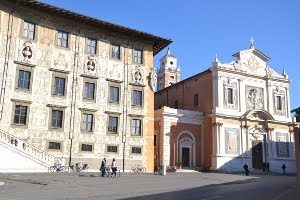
[243,163,249,176]
[111,158,117,178]
[100,158,106,177]
[282,164,286,175]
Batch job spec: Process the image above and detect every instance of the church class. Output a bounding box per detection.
[154,41,297,173]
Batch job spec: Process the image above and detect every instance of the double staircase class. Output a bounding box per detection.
[0,129,64,172]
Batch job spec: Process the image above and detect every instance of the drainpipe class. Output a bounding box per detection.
[0,0,21,121]
[122,41,129,172]
[68,21,86,170]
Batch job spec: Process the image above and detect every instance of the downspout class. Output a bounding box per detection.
[68,21,86,170]
[0,0,21,121]
[122,41,129,172]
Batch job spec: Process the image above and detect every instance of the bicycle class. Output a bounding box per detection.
[130,164,146,174]
[103,165,120,178]
[70,163,88,172]
[49,163,65,172]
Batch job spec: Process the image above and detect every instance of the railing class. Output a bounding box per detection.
[0,129,64,167]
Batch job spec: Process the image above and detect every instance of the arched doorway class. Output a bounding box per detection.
[244,110,274,170]
[177,131,195,168]
[249,125,267,169]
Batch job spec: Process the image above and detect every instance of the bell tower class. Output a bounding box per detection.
[157,48,180,91]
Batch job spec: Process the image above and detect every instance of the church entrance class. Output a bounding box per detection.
[252,141,263,169]
[181,147,190,167]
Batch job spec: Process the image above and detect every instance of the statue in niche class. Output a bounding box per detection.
[85,55,97,75]
[132,66,143,84]
[134,70,143,84]
[248,88,263,109]
[21,41,33,62]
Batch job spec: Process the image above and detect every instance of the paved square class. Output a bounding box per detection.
[0,172,297,200]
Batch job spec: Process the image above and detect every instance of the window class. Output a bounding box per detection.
[48,142,61,150]
[132,90,143,106]
[107,145,118,153]
[131,147,142,154]
[131,119,142,136]
[87,38,97,54]
[194,94,198,107]
[23,21,35,39]
[54,77,65,96]
[170,76,175,79]
[109,86,119,103]
[51,110,63,128]
[84,82,95,100]
[108,116,118,133]
[81,144,93,152]
[111,44,120,59]
[13,105,28,125]
[17,70,31,90]
[57,31,68,48]
[276,96,283,111]
[228,88,234,104]
[82,113,93,132]
[133,49,143,64]
[154,135,157,147]
[174,100,178,109]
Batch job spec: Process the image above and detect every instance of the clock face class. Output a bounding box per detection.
[247,56,259,70]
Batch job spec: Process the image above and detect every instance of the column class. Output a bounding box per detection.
[266,128,274,161]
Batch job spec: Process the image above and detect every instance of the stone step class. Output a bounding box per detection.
[176,169,200,173]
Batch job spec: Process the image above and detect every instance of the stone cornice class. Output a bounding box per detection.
[46,104,67,108]
[11,98,32,104]
[49,68,71,74]
[80,74,99,79]
[105,78,123,83]
[14,61,36,68]
[216,67,290,84]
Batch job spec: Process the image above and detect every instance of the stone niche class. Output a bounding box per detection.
[246,86,264,110]
[83,55,98,77]
[17,40,36,65]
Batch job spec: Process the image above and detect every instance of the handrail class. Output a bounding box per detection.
[0,129,64,166]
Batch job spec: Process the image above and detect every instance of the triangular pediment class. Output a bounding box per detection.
[232,48,270,73]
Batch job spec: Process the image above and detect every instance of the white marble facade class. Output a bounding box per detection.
[210,41,296,173]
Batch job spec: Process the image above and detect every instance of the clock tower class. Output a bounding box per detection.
[157,48,180,91]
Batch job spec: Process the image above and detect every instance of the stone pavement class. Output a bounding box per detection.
[0,172,297,200]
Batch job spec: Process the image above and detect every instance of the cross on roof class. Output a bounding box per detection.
[249,37,255,49]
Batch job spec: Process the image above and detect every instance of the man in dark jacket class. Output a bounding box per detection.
[243,163,249,176]
[100,158,106,177]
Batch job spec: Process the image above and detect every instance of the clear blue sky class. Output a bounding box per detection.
[42,0,300,110]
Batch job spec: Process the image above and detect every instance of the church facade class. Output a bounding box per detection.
[0,0,171,171]
[155,42,297,173]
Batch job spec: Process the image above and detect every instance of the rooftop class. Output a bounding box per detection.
[7,0,172,55]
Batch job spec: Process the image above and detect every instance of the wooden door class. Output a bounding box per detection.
[182,147,190,167]
[252,141,263,169]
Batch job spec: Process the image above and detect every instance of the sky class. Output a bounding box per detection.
[41,0,300,110]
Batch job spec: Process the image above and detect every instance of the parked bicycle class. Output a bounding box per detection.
[49,163,65,172]
[130,164,146,174]
[103,165,120,178]
[70,163,88,172]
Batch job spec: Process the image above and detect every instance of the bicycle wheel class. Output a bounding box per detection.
[49,166,55,173]
[60,166,65,172]
[141,167,146,173]
[130,167,136,173]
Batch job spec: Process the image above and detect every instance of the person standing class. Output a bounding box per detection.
[282,164,286,175]
[111,158,117,178]
[100,158,106,177]
[243,163,249,176]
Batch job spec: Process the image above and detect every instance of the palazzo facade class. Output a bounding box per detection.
[155,42,297,173]
[0,0,171,171]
